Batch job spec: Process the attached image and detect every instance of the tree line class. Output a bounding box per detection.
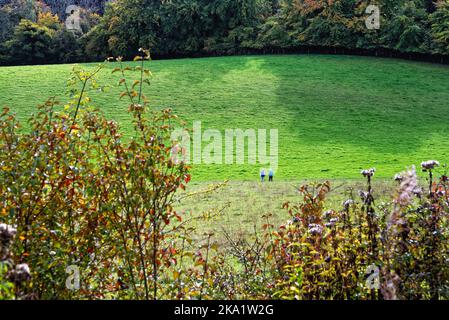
[1,0,449,66]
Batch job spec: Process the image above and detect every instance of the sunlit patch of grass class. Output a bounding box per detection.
[1,55,449,181]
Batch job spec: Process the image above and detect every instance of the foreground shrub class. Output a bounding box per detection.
[0,50,200,299]
[217,164,449,300]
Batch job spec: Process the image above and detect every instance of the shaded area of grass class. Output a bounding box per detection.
[1,55,449,181]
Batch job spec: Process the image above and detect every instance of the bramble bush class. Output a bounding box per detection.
[216,163,449,300]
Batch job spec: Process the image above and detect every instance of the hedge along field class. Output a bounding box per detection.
[1,54,449,181]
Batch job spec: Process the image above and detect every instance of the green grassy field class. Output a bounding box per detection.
[1,55,449,182]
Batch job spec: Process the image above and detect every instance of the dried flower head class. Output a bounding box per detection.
[421,160,440,171]
[323,210,333,219]
[0,223,17,243]
[325,218,339,228]
[8,263,31,284]
[394,174,403,182]
[359,190,369,202]
[343,199,354,210]
[413,187,423,197]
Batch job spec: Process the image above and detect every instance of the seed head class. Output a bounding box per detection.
[343,199,354,210]
[308,224,323,235]
[325,218,339,228]
[323,210,334,220]
[359,190,370,202]
[395,166,418,206]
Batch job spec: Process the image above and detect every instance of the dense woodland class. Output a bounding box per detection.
[1,0,449,65]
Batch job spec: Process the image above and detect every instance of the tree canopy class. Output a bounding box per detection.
[1,0,449,65]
